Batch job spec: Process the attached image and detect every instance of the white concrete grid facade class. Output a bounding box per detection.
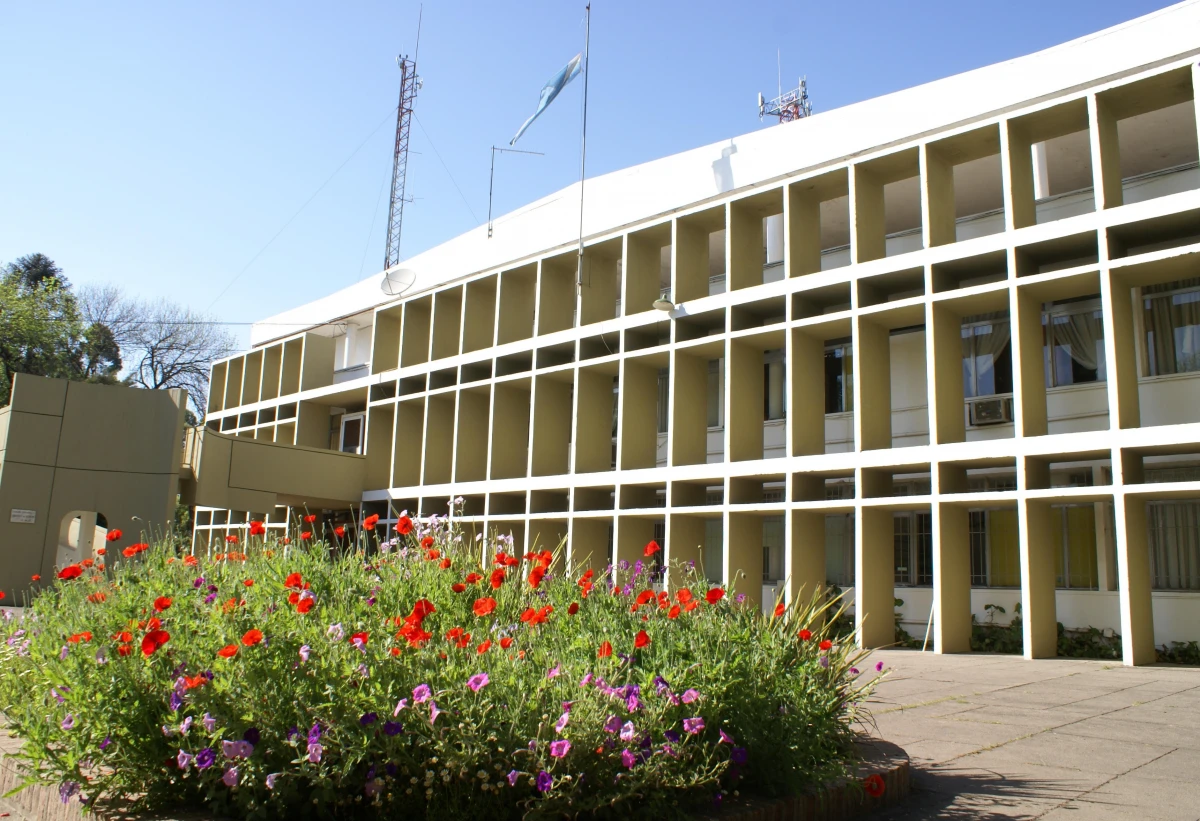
[197,16,1200,666]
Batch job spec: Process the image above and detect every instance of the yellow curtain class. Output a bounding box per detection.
[1052,505,1099,588]
[988,509,1021,587]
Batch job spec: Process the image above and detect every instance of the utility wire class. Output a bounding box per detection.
[358,167,391,280]
[206,106,399,310]
[413,113,480,224]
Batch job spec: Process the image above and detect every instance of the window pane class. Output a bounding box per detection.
[1145,288,1200,376]
[707,360,721,427]
[341,417,362,453]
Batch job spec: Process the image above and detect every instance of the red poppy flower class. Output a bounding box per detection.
[394,516,413,536]
[333,526,346,538]
[411,599,436,620]
[473,597,497,617]
[117,643,132,657]
[439,558,451,570]
[668,605,681,619]
[112,631,133,643]
[634,630,650,649]
[684,601,699,612]
[68,631,92,643]
[362,513,380,531]
[31,574,41,582]
[122,546,137,558]
[644,540,661,557]
[597,641,613,658]
[225,535,239,545]
[241,629,264,646]
[864,774,886,798]
[285,572,304,589]
[105,529,122,542]
[249,520,266,536]
[527,566,546,588]
[86,591,106,604]
[153,596,172,612]
[705,588,725,605]
[217,644,238,658]
[184,674,207,689]
[57,565,83,580]
[499,637,514,649]
[303,514,317,523]
[296,597,315,614]
[477,639,491,654]
[287,591,301,605]
[243,579,255,588]
[390,647,401,657]
[819,639,833,651]
[95,547,106,557]
[798,629,813,641]
[451,583,466,593]
[774,602,785,617]
[490,568,506,589]
[421,536,435,549]
[148,617,162,630]
[464,572,483,585]
[349,631,369,646]
[282,537,291,545]
[141,629,170,657]
[182,554,196,566]
[676,589,693,604]
[635,590,655,606]
[580,580,593,598]
[300,531,312,541]
[568,602,580,615]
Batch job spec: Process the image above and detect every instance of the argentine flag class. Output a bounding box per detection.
[509,53,583,145]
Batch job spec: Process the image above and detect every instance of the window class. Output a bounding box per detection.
[762,516,784,582]
[706,359,723,428]
[824,342,853,413]
[969,509,1020,587]
[656,369,669,434]
[703,518,723,582]
[339,413,364,454]
[893,512,932,586]
[1144,278,1200,375]
[962,313,1013,398]
[764,349,786,421]
[1053,505,1098,589]
[825,512,855,586]
[1044,299,1106,386]
[1147,500,1200,590]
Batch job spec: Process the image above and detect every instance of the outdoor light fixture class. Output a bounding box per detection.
[653,298,675,312]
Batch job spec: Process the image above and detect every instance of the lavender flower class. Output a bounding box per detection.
[307,742,323,763]
[203,713,217,733]
[299,645,310,662]
[61,714,75,731]
[327,623,344,642]
[554,711,570,732]
[266,773,281,790]
[546,664,561,679]
[429,701,443,724]
[819,655,830,669]
[619,721,636,742]
[177,749,194,770]
[719,729,734,744]
[222,767,239,787]
[393,698,408,716]
[180,716,193,735]
[507,770,520,786]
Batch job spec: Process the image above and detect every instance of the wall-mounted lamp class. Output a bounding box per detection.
[652,298,675,312]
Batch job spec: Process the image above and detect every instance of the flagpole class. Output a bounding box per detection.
[576,2,591,294]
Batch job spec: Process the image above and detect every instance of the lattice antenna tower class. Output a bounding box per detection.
[383,12,422,271]
[758,76,812,123]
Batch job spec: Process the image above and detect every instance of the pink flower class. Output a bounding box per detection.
[683,716,705,734]
[429,701,442,724]
[621,748,636,768]
[467,672,489,692]
[549,739,571,758]
[413,684,431,703]
[222,766,239,787]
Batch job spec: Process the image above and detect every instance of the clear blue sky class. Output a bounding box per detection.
[0,0,1173,348]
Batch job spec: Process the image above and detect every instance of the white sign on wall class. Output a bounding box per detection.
[10,509,37,524]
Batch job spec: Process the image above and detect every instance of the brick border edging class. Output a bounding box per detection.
[1,734,908,821]
[692,738,911,821]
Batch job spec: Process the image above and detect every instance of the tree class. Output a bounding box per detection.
[0,260,85,406]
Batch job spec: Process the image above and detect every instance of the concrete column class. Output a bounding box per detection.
[921,144,956,248]
[933,501,972,653]
[789,330,825,456]
[1093,464,1115,592]
[1099,270,1141,429]
[850,164,885,264]
[926,302,965,444]
[423,394,454,485]
[1113,492,1156,666]
[765,214,784,265]
[1000,120,1036,231]
[1011,287,1048,437]
[728,201,762,291]
[489,383,530,480]
[787,510,826,606]
[666,513,705,589]
[530,377,572,476]
[1017,497,1057,658]
[855,506,894,649]
[1088,94,1123,210]
[786,186,822,276]
[573,369,615,474]
[624,233,659,316]
[618,359,659,470]
[454,391,489,482]
[568,518,612,576]
[669,351,708,465]
[673,220,708,303]
[1032,142,1050,200]
[725,512,764,609]
[726,340,764,462]
[853,317,891,451]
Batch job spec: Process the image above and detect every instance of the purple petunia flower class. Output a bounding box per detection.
[620,721,636,742]
[169,691,183,712]
[177,750,194,770]
[719,729,734,744]
[536,771,553,792]
[876,661,885,672]
[850,667,860,675]
[204,592,217,605]
[180,716,193,735]
[299,645,310,662]
[819,655,830,669]
[61,714,75,731]
[327,623,344,642]
[467,672,489,692]
[429,701,442,724]
[99,736,111,752]
[664,729,681,744]
[222,767,239,787]
[621,748,636,768]
[203,712,217,733]
[549,739,571,758]
[393,698,408,716]
[307,723,321,744]
[307,742,323,763]
[360,712,378,726]
[507,770,520,787]
[683,717,705,734]
[603,715,622,733]
[731,746,748,765]
[681,689,701,704]
[195,748,215,770]
[383,721,403,736]
[243,728,260,746]
[413,684,431,703]
[266,773,281,790]
[59,781,80,804]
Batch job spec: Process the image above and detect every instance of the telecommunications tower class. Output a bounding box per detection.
[758,77,812,123]
[383,52,420,272]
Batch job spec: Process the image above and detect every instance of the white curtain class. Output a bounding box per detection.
[964,313,1012,395]
[1051,311,1103,373]
[1148,501,1200,590]
[1144,279,1200,376]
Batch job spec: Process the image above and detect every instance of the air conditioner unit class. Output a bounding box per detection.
[970,397,1012,426]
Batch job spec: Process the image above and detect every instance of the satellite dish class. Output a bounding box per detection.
[381,268,417,297]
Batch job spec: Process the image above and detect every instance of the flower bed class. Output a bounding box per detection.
[0,517,885,820]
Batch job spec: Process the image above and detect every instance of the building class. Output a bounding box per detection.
[197,3,1200,666]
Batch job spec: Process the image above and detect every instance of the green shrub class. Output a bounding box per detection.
[0,520,883,820]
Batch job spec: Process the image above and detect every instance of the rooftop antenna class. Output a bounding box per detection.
[487,146,544,238]
[383,6,423,272]
[758,60,812,124]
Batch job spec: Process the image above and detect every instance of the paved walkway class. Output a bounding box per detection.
[862,649,1200,820]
